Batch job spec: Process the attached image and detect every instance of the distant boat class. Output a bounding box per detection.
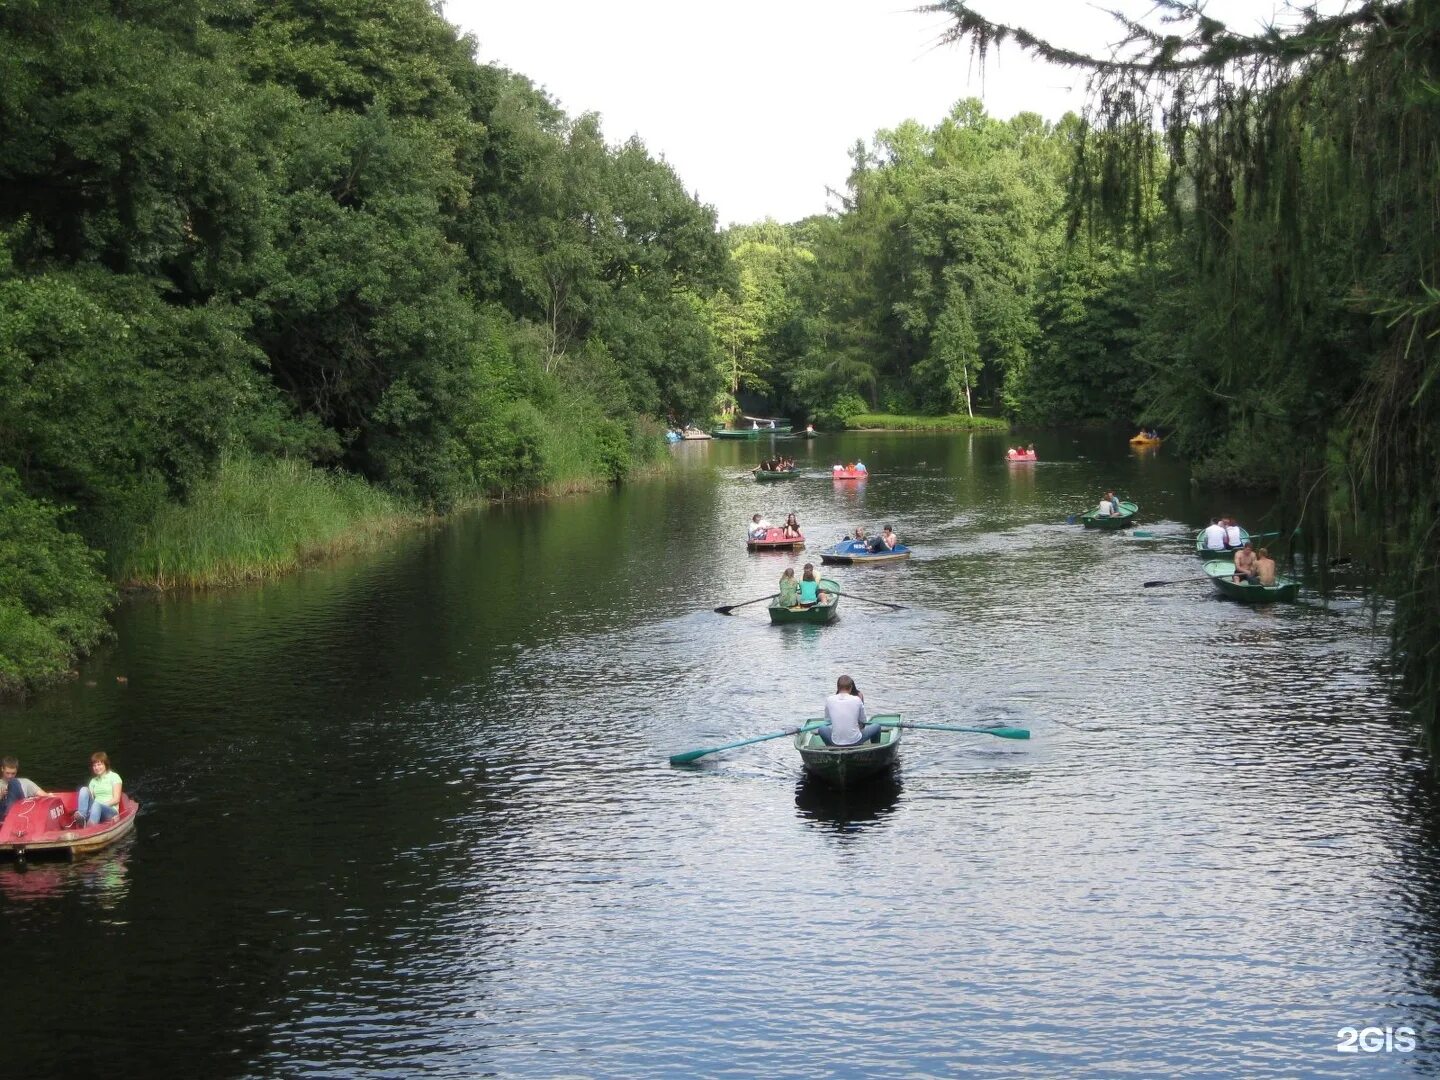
[1129,432,1163,445]
[680,426,712,441]
[1080,500,1139,529]
[1203,560,1299,603]
[819,539,911,565]
[1006,449,1037,462]
[753,466,801,481]
[712,428,764,439]
[742,415,792,432]
[831,466,867,480]
[768,578,840,624]
[794,715,902,785]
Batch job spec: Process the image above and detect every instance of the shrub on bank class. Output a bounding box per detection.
[845,413,1008,432]
[0,468,113,696]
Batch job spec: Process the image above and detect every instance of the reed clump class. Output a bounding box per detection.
[112,456,420,589]
[846,413,1008,432]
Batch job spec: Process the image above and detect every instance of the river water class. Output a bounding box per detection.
[4,430,1437,1077]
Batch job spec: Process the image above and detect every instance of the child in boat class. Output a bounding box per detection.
[777,568,799,608]
[75,750,122,827]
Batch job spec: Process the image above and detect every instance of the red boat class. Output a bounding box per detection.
[747,527,805,551]
[1006,450,1037,462]
[0,792,139,860]
[831,468,868,480]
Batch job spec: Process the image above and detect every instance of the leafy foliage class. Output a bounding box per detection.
[0,0,732,691]
[0,468,113,696]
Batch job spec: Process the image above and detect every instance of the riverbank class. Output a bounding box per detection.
[1,441,669,699]
[112,451,671,591]
[845,412,1008,432]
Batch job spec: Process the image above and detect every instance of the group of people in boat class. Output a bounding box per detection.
[1009,444,1037,456]
[1198,516,1279,587]
[777,564,833,609]
[749,512,802,540]
[1201,516,1247,551]
[832,461,867,474]
[759,457,796,472]
[1229,542,1278,587]
[0,750,122,829]
[848,524,899,552]
[1093,491,1124,516]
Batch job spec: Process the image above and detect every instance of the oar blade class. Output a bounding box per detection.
[986,726,1031,740]
[713,605,736,615]
[669,747,715,765]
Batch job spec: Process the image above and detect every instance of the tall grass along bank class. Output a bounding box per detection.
[846,413,1009,432]
[112,456,420,589]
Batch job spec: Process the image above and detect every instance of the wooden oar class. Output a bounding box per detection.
[669,721,825,765]
[874,720,1030,739]
[714,593,779,615]
[831,591,905,611]
[1142,576,1218,588]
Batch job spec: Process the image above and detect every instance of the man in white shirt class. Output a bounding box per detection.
[816,675,883,746]
[1202,518,1228,551]
[1223,518,1244,548]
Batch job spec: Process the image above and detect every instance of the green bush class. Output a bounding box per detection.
[593,419,633,484]
[0,468,113,696]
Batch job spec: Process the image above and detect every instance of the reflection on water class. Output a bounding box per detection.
[0,841,132,911]
[794,773,903,833]
[4,429,1439,1077]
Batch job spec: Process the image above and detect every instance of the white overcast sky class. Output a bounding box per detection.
[444,1,1339,227]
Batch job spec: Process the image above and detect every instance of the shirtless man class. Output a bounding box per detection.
[1255,548,1278,586]
[1232,541,1259,584]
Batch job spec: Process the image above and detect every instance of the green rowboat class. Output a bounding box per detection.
[794,714,902,785]
[1203,560,1299,603]
[753,467,801,481]
[1080,500,1139,530]
[1195,526,1250,559]
[768,579,840,624]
